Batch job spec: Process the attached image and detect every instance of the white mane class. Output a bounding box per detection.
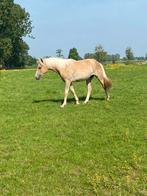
[44,57,75,67]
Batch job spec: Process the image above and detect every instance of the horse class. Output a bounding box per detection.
[35,57,112,107]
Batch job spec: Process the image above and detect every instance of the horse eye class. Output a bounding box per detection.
[38,67,41,69]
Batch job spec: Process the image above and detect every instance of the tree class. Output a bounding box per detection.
[125,47,134,60]
[106,53,120,63]
[0,38,12,67]
[94,45,107,62]
[145,54,147,60]
[112,55,116,64]
[135,56,144,61]
[84,53,95,59]
[0,0,32,68]
[84,44,108,62]
[25,55,36,66]
[111,53,120,63]
[68,48,82,60]
[56,49,64,58]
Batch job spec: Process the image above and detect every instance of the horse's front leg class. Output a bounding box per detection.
[61,80,71,108]
[84,77,92,104]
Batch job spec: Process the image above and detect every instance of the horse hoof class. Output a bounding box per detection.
[60,104,65,108]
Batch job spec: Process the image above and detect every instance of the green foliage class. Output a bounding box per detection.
[25,55,36,67]
[135,56,145,61]
[106,53,120,63]
[0,65,147,194]
[94,44,107,62]
[56,49,64,58]
[0,0,32,68]
[125,47,134,60]
[68,48,82,60]
[0,38,12,66]
[84,52,95,59]
[84,45,108,62]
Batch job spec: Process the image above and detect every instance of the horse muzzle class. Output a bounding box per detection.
[35,76,40,80]
[35,73,42,80]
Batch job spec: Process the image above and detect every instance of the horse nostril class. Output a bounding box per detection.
[35,75,38,80]
[35,77,39,80]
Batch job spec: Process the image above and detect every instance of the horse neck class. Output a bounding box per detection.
[46,59,64,73]
[46,59,59,72]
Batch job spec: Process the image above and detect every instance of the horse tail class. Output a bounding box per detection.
[95,61,112,89]
[104,77,112,90]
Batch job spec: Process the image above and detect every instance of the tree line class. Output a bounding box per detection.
[0,0,147,69]
[57,46,147,64]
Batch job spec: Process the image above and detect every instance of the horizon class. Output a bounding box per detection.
[14,0,147,58]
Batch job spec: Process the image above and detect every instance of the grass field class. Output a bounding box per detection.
[0,65,147,195]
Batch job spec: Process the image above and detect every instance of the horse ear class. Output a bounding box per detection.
[38,58,44,66]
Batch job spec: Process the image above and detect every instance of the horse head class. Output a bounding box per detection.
[35,58,48,80]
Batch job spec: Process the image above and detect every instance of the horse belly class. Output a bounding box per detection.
[72,70,94,81]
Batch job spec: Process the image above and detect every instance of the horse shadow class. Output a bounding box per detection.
[33,96,105,104]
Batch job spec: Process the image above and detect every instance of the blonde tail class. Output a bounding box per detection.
[104,77,112,90]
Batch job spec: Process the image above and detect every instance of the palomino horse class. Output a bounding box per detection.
[35,58,112,107]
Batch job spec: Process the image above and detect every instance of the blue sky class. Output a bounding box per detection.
[15,0,147,58]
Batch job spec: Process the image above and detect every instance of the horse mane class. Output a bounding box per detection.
[44,57,75,66]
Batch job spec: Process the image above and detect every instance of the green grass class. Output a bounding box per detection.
[0,65,147,195]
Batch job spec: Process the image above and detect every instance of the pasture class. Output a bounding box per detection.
[0,65,147,195]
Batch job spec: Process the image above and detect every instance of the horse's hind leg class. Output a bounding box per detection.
[84,77,93,104]
[70,83,79,105]
[105,89,110,101]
